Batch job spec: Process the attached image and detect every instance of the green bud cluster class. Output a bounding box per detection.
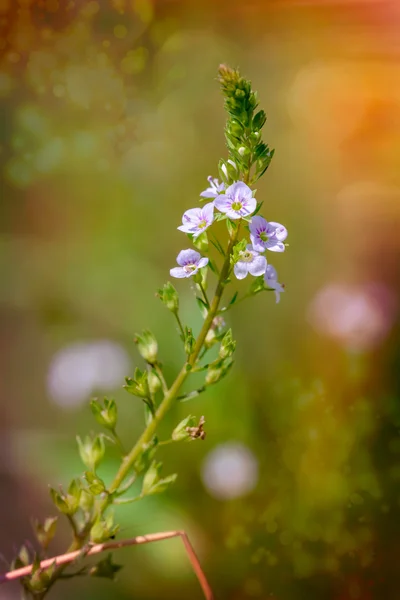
[218,64,274,183]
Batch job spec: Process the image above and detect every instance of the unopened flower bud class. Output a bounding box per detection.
[148,369,162,395]
[134,330,158,364]
[219,329,236,359]
[172,415,196,441]
[76,434,105,471]
[158,282,179,313]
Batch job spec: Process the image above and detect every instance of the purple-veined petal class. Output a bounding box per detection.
[200,189,217,198]
[225,207,243,220]
[214,195,231,213]
[182,207,203,223]
[177,223,197,234]
[240,196,257,216]
[170,267,187,278]
[202,202,215,223]
[250,235,266,253]
[248,255,267,277]
[249,215,266,235]
[234,261,249,280]
[197,257,209,269]
[176,249,201,266]
[227,181,253,202]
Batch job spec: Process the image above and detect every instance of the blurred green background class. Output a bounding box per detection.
[1,0,400,598]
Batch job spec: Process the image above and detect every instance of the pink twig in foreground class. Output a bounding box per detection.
[0,531,214,600]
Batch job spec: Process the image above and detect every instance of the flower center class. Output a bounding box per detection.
[198,219,207,228]
[183,264,196,273]
[231,201,243,211]
[259,231,269,242]
[239,250,253,263]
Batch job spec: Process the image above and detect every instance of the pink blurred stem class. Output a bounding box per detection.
[0,531,214,600]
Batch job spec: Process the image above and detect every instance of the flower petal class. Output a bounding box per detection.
[241,196,257,216]
[200,189,217,198]
[197,257,209,269]
[214,195,231,213]
[234,261,249,280]
[177,224,196,234]
[250,235,266,253]
[269,221,288,241]
[249,215,267,235]
[176,249,201,266]
[182,207,203,223]
[227,181,253,202]
[170,267,187,278]
[202,202,215,223]
[265,264,278,283]
[265,240,285,252]
[248,255,267,277]
[225,208,242,220]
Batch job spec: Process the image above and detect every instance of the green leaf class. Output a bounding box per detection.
[115,473,137,496]
[252,109,267,130]
[32,517,58,551]
[147,474,177,495]
[196,296,208,319]
[229,291,239,305]
[134,437,158,475]
[89,554,123,580]
[184,327,195,357]
[49,487,70,514]
[193,231,208,252]
[142,460,162,495]
[177,386,207,402]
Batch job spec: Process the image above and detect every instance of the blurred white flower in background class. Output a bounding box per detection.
[201,442,259,500]
[308,282,397,351]
[47,340,130,409]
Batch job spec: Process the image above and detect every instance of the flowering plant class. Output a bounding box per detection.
[2,65,288,599]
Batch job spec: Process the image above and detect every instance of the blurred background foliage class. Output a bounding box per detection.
[1,0,400,598]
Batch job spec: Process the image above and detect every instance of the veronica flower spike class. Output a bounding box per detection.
[250,215,287,253]
[214,181,257,219]
[234,245,267,280]
[170,249,209,279]
[264,264,285,303]
[200,176,225,199]
[177,203,214,238]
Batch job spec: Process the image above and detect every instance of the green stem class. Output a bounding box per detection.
[154,362,169,395]
[49,208,241,589]
[104,226,239,500]
[111,429,127,456]
[173,310,185,340]
[198,282,210,308]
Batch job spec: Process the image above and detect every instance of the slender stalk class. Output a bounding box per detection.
[198,281,210,308]
[38,197,241,594]
[110,429,127,456]
[104,227,239,499]
[173,310,185,340]
[0,532,214,600]
[154,362,169,395]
